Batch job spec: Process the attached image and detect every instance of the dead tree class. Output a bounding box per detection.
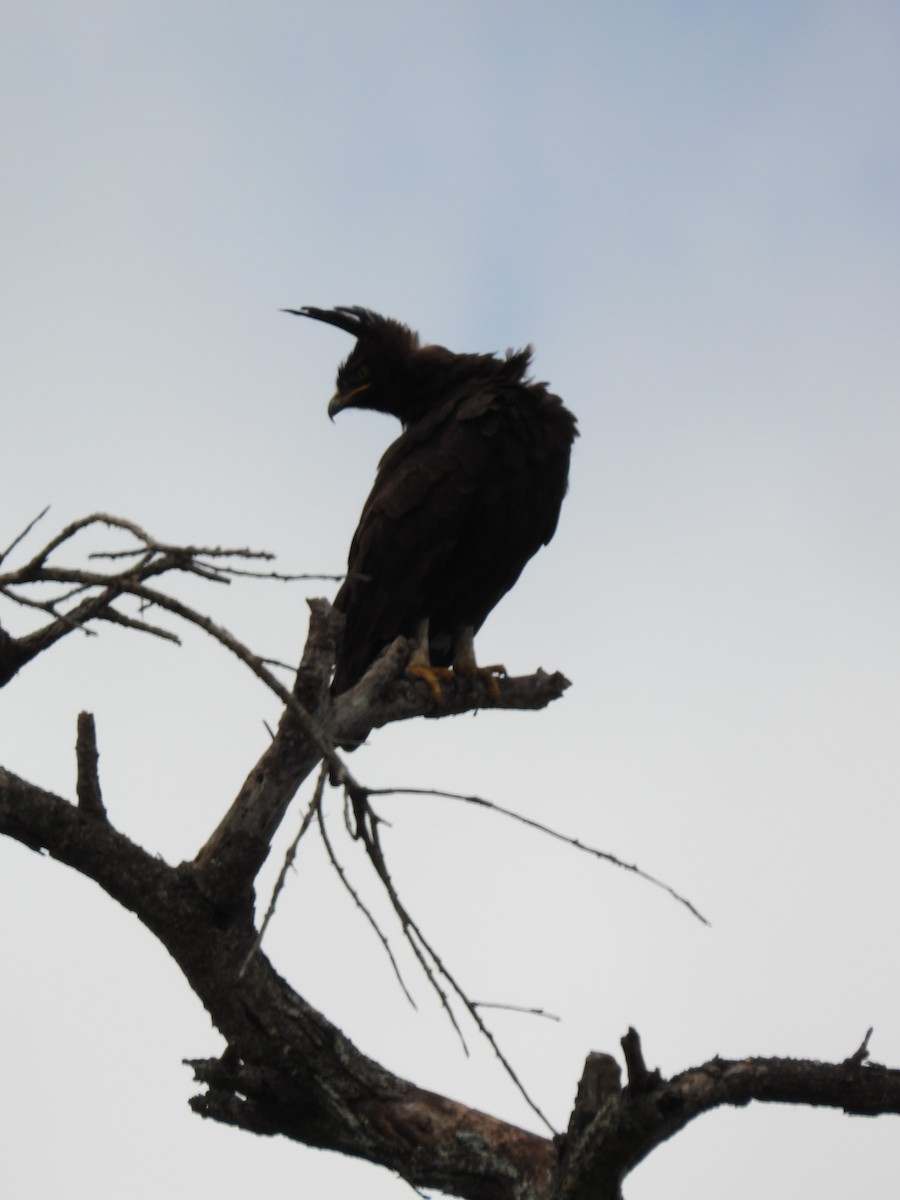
[1,513,898,1200]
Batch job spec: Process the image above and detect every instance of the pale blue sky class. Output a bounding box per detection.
[2,4,899,1198]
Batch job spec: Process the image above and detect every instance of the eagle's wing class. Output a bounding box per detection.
[332,383,573,693]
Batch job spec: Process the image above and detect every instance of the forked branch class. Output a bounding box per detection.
[0,509,334,687]
[554,1028,900,1200]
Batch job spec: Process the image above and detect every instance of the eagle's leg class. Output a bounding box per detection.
[407,618,453,700]
[452,625,507,700]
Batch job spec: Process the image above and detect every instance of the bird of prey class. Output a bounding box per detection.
[287,305,577,696]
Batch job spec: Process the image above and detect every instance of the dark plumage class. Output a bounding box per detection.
[287,305,578,695]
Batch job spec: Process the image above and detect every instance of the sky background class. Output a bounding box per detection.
[2,2,899,1197]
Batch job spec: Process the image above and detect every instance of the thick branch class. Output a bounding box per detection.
[553,1031,900,1200]
[192,599,344,903]
[329,645,570,750]
[0,621,30,687]
[0,763,552,1200]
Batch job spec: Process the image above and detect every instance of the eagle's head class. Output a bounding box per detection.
[285,305,424,424]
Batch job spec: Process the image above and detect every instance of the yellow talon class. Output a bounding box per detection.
[407,620,506,701]
[407,663,454,700]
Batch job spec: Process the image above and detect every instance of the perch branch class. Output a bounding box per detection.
[194,607,573,902]
[328,656,570,749]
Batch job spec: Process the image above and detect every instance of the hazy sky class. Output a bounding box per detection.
[2,3,899,1198]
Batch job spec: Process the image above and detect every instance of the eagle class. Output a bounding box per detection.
[288,306,578,696]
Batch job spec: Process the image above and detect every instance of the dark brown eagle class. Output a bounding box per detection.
[287,306,578,695]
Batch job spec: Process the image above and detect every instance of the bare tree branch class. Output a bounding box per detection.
[553,1029,900,1200]
[329,653,571,750]
[4,511,899,1200]
[0,512,301,685]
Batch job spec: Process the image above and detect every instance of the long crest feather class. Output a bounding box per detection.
[283,306,373,337]
[284,306,420,351]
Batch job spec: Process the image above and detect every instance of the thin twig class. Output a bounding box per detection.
[118,581,353,787]
[0,506,51,566]
[259,656,297,673]
[369,786,710,926]
[89,545,277,563]
[99,607,182,643]
[473,1002,561,1022]
[239,765,328,975]
[317,798,417,1008]
[844,1027,874,1067]
[16,513,156,572]
[354,802,469,1053]
[0,587,99,634]
[211,566,344,583]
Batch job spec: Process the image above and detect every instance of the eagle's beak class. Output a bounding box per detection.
[328,382,371,420]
